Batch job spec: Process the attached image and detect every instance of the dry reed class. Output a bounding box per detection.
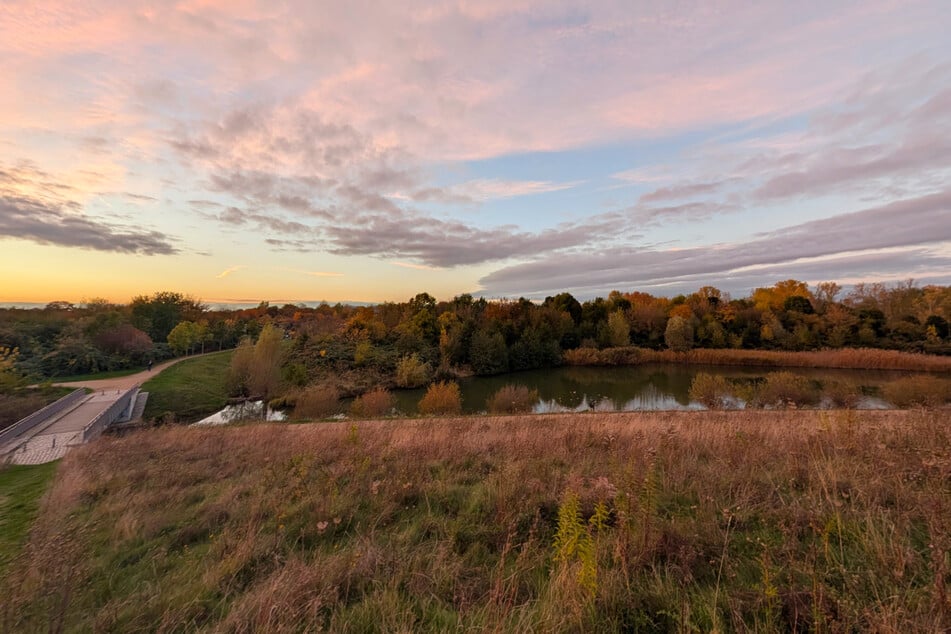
[564,346,951,372]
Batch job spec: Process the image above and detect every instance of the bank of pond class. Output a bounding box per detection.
[396,364,949,413]
[242,364,951,423]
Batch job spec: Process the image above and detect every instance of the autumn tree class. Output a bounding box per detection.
[131,292,205,342]
[664,316,694,352]
[0,346,24,392]
[95,324,153,357]
[605,310,630,347]
[167,321,201,355]
[249,324,285,419]
[752,280,812,313]
[469,329,509,375]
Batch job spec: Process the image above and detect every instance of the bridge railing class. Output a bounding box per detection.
[0,388,87,449]
[81,385,140,443]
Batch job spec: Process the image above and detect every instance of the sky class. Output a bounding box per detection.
[1,0,950,305]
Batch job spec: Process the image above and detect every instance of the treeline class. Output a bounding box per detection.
[0,292,261,379]
[2,280,949,387]
[279,280,951,391]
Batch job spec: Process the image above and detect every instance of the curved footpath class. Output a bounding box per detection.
[7,354,211,465]
[51,355,192,391]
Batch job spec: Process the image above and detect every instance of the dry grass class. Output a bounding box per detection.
[3,410,951,632]
[564,346,951,372]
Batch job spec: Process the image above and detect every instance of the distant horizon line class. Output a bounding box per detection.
[0,299,380,309]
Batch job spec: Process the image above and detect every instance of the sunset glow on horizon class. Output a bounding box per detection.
[2,1,950,305]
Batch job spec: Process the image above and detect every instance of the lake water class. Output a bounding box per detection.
[193,400,287,426]
[390,364,908,414]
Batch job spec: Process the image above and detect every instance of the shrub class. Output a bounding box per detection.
[562,346,640,366]
[353,340,374,367]
[688,373,733,409]
[395,353,431,388]
[418,381,462,416]
[563,347,604,366]
[823,380,861,409]
[486,384,538,414]
[753,371,819,408]
[350,387,396,418]
[294,384,340,419]
[883,375,949,407]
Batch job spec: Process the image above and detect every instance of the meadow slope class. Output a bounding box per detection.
[3,410,951,632]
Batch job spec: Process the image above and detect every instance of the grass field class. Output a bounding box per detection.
[0,462,58,577]
[3,409,950,632]
[141,350,234,423]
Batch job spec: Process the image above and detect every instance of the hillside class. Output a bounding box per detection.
[3,410,950,632]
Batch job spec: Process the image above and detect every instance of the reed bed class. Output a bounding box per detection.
[564,345,951,371]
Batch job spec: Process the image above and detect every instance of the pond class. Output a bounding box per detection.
[193,400,287,426]
[389,364,912,414]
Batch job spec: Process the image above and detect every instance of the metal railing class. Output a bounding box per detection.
[81,385,140,442]
[0,388,87,448]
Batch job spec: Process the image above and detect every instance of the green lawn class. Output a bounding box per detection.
[0,462,58,577]
[141,350,234,423]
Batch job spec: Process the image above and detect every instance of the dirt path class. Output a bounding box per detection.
[52,352,222,391]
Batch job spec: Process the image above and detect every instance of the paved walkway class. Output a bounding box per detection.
[7,352,220,465]
[4,391,123,465]
[7,430,80,464]
[51,356,190,391]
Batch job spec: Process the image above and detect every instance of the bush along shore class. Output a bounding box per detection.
[3,410,951,632]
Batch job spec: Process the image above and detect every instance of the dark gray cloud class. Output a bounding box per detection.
[326,214,588,267]
[638,181,724,204]
[632,201,730,225]
[161,58,951,286]
[181,101,617,265]
[546,249,951,300]
[207,170,335,220]
[0,194,178,255]
[479,191,951,296]
[753,136,951,201]
[619,63,951,227]
[211,206,316,236]
[0,161,178,255]
[264,237,315,252]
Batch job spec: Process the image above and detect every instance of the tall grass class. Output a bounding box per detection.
[3,410,951,631]
[0,462,58,577]
[564,346,951,371]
